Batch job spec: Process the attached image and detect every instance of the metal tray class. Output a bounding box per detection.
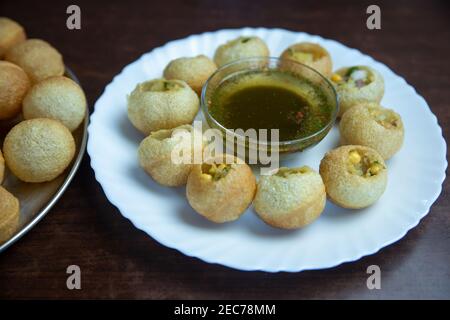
[0,68,88,252]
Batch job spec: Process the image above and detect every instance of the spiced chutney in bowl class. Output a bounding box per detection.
[201,57,338,155]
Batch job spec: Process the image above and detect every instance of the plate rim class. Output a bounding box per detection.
[88,27,447,272]
[0,67,89,253]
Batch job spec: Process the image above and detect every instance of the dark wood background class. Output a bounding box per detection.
[0,0,449,299]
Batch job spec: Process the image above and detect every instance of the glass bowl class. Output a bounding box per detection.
[200,57,338,157]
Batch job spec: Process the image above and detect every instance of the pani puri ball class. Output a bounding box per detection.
[340,103,404,160]
[280,42,332,78]
[127,78,199,135]
[3,118,76,183]
[319,145,387,209]
[163,55,217,95]
[254,166,326,229]
[0,61,30,120]
[138,124,204,187]
[213,36,270,67]
[0,186,20,243]
[331,66,384,117]
[0,17,26,58]
[0,148,4,184]
[186,154,256,223]
[5,39,64,83]
[23,76,87,132]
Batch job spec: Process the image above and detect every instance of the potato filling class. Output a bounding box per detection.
[288,50,315,63]
[276,166,311,177]
[201,163,232,181]
[347,150,384,177]
[150,129,174,140]
[369,108,400,129]
[140,79,182,92]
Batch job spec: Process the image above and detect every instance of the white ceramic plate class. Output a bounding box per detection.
[88,28,447,272]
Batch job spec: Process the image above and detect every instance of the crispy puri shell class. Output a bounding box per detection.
[0,17,26,58]
[319,145,387,209]
[138,125,204,187]
[340,103,404,159]
[0,61,30,120]
[127,79,199,135]
[23,76,87,132]
[163,55,217,95]
[280,42,332,78]
[254,167,326,229]
[0,186,20,243]
[3,118,75,183]
[186,154,256,223]
[335,66,384,117]
[0,148,4,184]
[213,36,270,67]
[5,39,64,83]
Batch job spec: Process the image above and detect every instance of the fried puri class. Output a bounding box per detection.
[186,154,256,223]
[127,79,199,135]
[163,55,217,95]
[331,66,384,117]
[280,42,332,78]
[23,76,87,132]
[340,103,404,160]
[0,17,26,58]
[254,166,326,229]
[0,148,5,184]
[213,36,270,67]
[0,61,30,120]
[3,118,75,183]
[5,39,64,83]
[138,124,204,187]
[0,186,20,243]
[319,145,387,209]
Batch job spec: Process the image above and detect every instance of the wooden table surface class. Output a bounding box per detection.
[0,0,449,299]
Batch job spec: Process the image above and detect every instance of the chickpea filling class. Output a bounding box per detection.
[369,108,400,129]
[276,166,311,177]
[140,79,183,92]
[201,163,232,181]
[347,150,384,177]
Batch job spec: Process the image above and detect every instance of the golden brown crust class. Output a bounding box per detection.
[0,148,4,184]
[138,125,204,187]
[23,76,87,132]
[5,39,64,83]
[213,36,270,67]
[0,61,30,120]
[163,55,217,95]
[3,118,75,183]
[127,78,199,135]
[0,186,20,244]
[186,154,256,223]
[0,17,26,58]
[319,145,387,209]
[280,42,332,78]
[333,66,384,117]
[340,103,404,159]
[254,166,326,229]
